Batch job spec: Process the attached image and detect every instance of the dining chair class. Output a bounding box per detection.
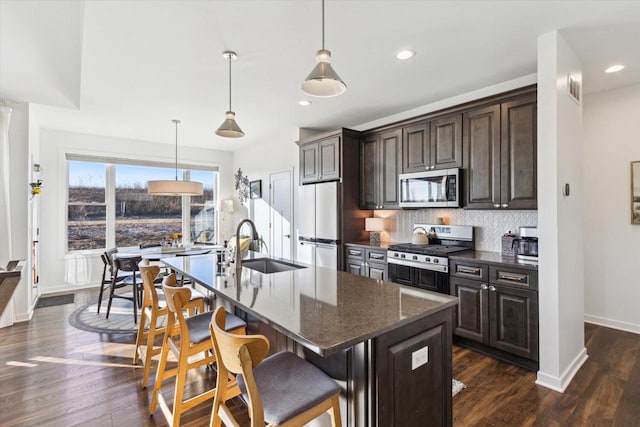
[97,248,134,314]
[150,278,246,427]
[209,307,342,427]
[108,255,143,323]
[133,262,206,388]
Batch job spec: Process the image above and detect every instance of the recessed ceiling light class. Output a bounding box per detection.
[605,64,624,73]
[299,100,312,106]
[395,49,416,61]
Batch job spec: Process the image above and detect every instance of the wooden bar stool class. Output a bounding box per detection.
[209,307,342,427]
[133,263,206,388]
[150,278,246,427]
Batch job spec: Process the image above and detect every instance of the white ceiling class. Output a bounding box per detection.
[1,0,640,151]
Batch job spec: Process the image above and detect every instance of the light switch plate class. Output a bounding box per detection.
[412,346,429,370]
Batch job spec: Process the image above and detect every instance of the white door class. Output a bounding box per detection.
[270,171,293,260]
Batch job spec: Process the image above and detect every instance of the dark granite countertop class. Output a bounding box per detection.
[450,250,538,270]
[345,241,399,249]
[163,252,457,356]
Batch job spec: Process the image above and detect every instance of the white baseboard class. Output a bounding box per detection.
[535,347,588,392]
[40,283,100,295]
[584,314,640,335]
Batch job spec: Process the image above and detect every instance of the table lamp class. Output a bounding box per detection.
[365,217,384,245]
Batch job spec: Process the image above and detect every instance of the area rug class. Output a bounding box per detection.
[36,293,75,309]
[452,378,467,397]
[69,294,164,334]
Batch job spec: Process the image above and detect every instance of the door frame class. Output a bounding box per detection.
[269,170,294,259]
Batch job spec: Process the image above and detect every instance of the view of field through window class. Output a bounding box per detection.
[67,160,216,251]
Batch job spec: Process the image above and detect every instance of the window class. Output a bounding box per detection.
[67,158,217,252]
[68,161,107,251]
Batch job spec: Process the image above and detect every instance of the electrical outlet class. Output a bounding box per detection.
[412,346,429,370]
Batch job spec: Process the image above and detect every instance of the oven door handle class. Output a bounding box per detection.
[387,258,449,273]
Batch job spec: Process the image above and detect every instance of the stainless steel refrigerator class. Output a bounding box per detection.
[296,181,340,270]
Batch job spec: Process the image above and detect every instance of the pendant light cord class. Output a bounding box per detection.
[228,54,232,111]
[321,0,325,50]
[174,120,179,181]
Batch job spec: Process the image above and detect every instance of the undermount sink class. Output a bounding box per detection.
[241,258,306,274]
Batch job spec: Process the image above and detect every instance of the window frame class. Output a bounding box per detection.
[65,156,218,253]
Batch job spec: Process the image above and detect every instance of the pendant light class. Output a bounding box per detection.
[148,120,203,196]
[301,0,346,97]
[215,51,244,138]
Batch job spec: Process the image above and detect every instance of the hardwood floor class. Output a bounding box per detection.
[0,290,638,426]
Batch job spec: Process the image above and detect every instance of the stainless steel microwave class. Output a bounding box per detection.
[399,168,460,208]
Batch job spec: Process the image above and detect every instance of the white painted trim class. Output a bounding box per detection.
[536,347,588,392]
[584,314,640,335]
[14,308,34,323]
[42,283,99,295]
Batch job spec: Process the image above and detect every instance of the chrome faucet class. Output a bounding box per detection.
[234,219,259,269]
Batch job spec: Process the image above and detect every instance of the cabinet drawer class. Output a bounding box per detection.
[366,249,387,263]
[450,260,488,281]
[489,266,538,290]
[345,245,365,261]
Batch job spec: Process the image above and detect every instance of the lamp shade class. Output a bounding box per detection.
[365,217,384,232]
[215,111,244,138]
[148,180,203,196]
[301,50,347,97]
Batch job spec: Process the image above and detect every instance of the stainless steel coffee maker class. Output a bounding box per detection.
[514,226,538,263]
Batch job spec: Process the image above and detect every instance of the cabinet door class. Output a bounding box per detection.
[300,142,319,184]
[379,129,401,209]
[388,263,414,286]
[402,122,430,173]
[346,259,365,276]
[368,262,387,281]
[450,276,489,344]
[360,134,378,209]
[489,285,538,361]
[463,104,501,209]
[500,96,537,209]
[431,114,462,169]
[319,136,340,181]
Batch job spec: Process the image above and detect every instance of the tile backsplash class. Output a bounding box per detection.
[379,209,538,252]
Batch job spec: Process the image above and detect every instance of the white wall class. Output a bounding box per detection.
[230,128,299,254]
[536,31,587,392]
[583,84,640,333]
[38,128,234,293]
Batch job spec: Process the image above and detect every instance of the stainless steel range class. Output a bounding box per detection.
[388,224,474,294]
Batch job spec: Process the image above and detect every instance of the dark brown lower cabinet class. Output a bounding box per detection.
[489,284,538,361]
[376,308,453,427]
[451,272,538,367]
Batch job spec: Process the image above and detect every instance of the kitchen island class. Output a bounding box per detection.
[163,253,458,427]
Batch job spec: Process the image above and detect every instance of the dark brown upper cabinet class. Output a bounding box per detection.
[360,129,401,209]
[299,136,340,184]
[464,95,537,209]
[402,122,430,173]
[402,114,462,174]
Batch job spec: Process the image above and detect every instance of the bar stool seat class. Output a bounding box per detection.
[239,351,341,425]
[209,307,342,427]
[185,311,246,344]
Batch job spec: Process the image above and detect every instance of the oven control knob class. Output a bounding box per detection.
[412,255,418,260]
[433,259,439,264]
[400,254,405,258]
[425,257,431,263]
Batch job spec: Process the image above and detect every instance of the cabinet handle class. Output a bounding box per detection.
[458,266,481,275]
[501,203,508,208]
[349,250,361,256]
[480,284,488,290]
[489,285,496,291]
[499,273,526,282]
[493,203,500,208]
[369,253,385,260]
[431,165,436,170]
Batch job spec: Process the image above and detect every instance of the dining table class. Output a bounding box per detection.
[115,245,222,261]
